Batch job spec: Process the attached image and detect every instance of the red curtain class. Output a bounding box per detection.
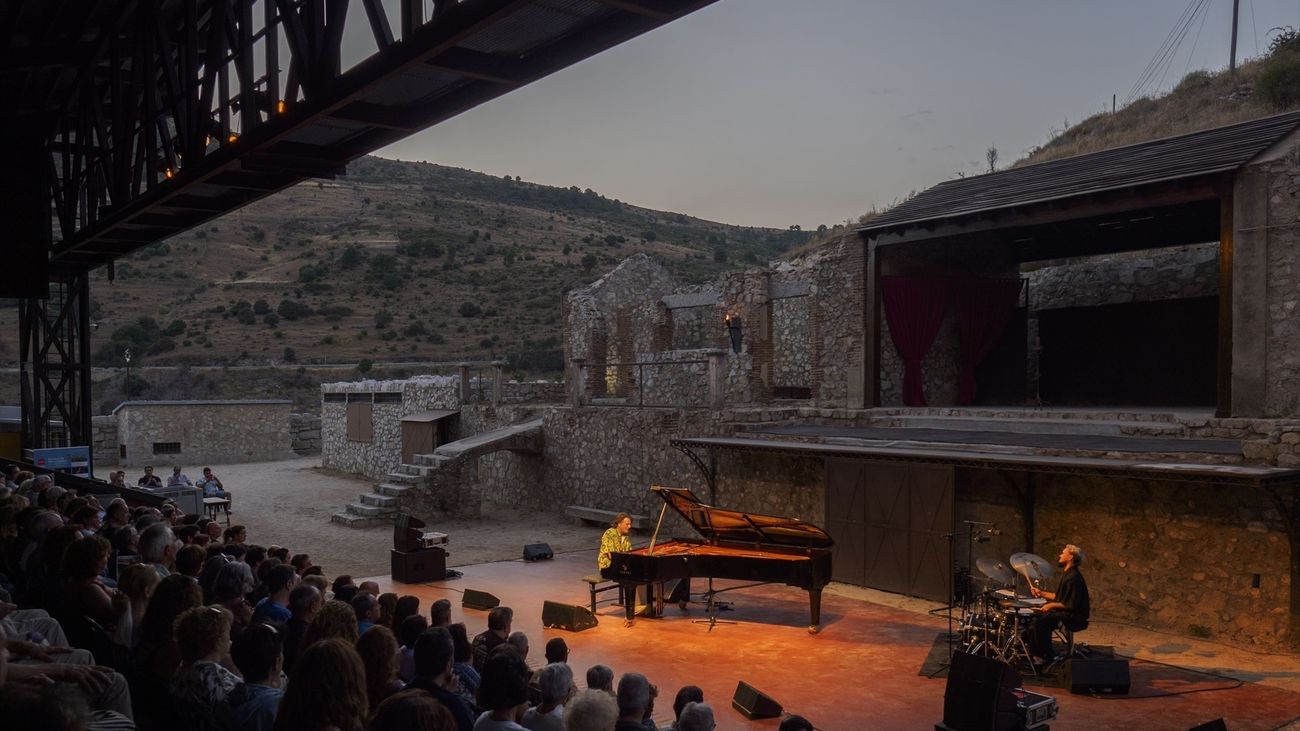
[953,278,1022,405]
[881,276,950,406]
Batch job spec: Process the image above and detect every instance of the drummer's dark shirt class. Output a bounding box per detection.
[1057,566,1090,622]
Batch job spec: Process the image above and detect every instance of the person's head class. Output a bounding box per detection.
[105,499,129,526]
[302,572,328,595]
[110,524,138,555]
[778,714,815,731]
[616,672,650,720]
[176,524,199,544]
[203,467,214,478]
[143,466,155,477]
[352,592,379,624]
[289,584,323,618]
[333,583,359,605]
[537,662,576,707]
[586,664,614,694]
[0,682,90,731]
[429,597,452,628]
[369,689,456,731]
[393,594,420,630]
[545,636,569,664]
[174,605,233,665]
[223,524,246,545]
[175,543,206,577]
[140,573,204,643]
[673,686,704,720]
[302,599,360,650]
[244,544,267,570]
[60,534,111,581]
[564,689,620,731]
[139,522,176,565]
[212,560,255,602]
[413,626,454,678]
[377,592,397,626]
[477,649,531,713]
[231,622,283,685]
[506,630,529,659]
[677,702,716,731]
[71,505,100,531]
[222,543,247,561]
[359,580,379,597]
[613,512,632,536]
[266,563,298,598]
[291,553,312,573]
[487,605,513,635]
[277,638,368,731]
[398,614,428,648]
[355,624,400,707]
[118,562,162,608]
[172,466,182,477]
[448,622,472,664]
[1059,544,1085,569]
[332,574,354,593]
[205,521,223,541]
[268,545,290,562]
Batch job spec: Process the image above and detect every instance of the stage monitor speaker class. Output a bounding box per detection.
[1189,720,1227,731]
[1065,658,1130,695]
[941,651,1022,731]
[391,548,446,583]
[523,543,554,561]
[732,681,782,720]
[462,588,501,611]
[542,600,598,631]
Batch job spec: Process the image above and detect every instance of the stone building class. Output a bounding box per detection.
[113,400,295,467]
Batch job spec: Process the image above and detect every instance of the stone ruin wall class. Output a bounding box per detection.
[1253,153,1300,417]
[114,400,294,467]
[772,295,813,388]
[320,376,460,480]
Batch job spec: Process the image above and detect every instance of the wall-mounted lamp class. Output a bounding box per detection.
[726,315,743,354]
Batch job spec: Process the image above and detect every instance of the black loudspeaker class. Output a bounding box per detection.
[523,543,554,561]
[541,600,598,631]
[1189,720,1228,731]
[462,588,501,611]
[941,651,1022,731]
[1065,658,1131,695]
[732,681,782,720]
[391,548,446,583]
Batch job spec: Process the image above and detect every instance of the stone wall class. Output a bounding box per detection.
[91,415,117,465]
[290,413,321,455]
[114,400,294,467]
[500,381,566,404]
[320,376,459,480]
[772,295,813,388]
[1026,243,1218,311]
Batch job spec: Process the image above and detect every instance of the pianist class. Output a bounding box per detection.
[599,513,635,607]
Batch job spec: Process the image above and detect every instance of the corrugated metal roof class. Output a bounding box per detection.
[858,111,1300,238]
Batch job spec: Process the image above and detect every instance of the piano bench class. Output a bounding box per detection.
[582,574,621,613]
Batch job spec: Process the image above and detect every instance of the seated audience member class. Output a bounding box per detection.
[160,504,183,526]
[211,561,256,631]
[544,638,568,665]
[290,553,312,574]
[356,625,403,709]
[176,524,200,545]
[267,546,290,562]
[139,522,177,577]
[662,686,703,731]
[393,594,421,631]
[229,622,285,731]
[196,467,229,499]
[472,606,512,671]
[199,554,232,602]
[614,673,650,731]
[252,564,298,625]
[675,702,714,731]
[223,543,248,562]
[135,574,204,683]
[522,662,574,731]
[430,597,453,628]
[506,632,529,662]
[476,650,531,730]
[223,524,247,546]
[274,638,368,731]
[370,688,456,731]
[300,571,328,596]
[359,580,380,597]
[378,592,398,628]
[201,519,224,543]
[449,622,480,702]
[113,562,160,649]
[353,591,381,634]
[101,500,130,534]
[60,535,122,629]
[169,605,240,708]
[175,543,206,578]
[282,584,322,673]
[332,574,355,596]
[778,715,814,731]
[137,467,162,489]
[0,623,135,722]
[564,689,619,731]
[167,466,193,488]
[109,525,139,560]
[408,627,476,731]
[245,545,268,578]
[585,665,614,695]
[300,599,360,654]
[396,614,428,683]
[71,506,101,537]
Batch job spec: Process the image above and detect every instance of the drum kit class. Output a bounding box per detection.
[958,552,1056,672]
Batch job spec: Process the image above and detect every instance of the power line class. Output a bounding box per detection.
[1127,0,1208,102]
[1182,0,1214,79]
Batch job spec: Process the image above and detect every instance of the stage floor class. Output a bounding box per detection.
[363,550,1300,731]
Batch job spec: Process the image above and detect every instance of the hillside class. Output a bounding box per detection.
[0,158,809,377]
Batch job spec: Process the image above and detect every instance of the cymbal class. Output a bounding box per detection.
[975,557,1015,585]
[1010,552,1054,584]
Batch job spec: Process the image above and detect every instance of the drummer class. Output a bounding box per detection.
[1028,544,1090,665]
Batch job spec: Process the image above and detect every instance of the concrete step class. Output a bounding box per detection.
[376,482,414,497]
[396,463,434,477]
[346,502,396,518]
[330,512,389,529]
[384,471,421,486]
[412,453,456,467]
[360,493,398,508]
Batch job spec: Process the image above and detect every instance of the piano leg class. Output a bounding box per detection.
[809,587,823,634]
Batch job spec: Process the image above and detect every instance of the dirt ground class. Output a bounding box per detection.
[199,456,606,579]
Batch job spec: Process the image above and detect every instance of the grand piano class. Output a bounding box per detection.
[606,486,834,632]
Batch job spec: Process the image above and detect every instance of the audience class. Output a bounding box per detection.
[472,606,512,670]
[251,564,298,625]
[449,622,480,701]
[229,622,285,731]
[544,637,569,665]
[60,535,120,628]
[354,591,382,634]
[223,525,247,546]
[779,715,814,731]
[522,662,573,731]
[114,562,160,648]
[430,597,453,628]
[675,702,715,731]
[356,625,403,710]
[614,673,650,731]
[301,599,360,651]
[139,522,177,578]
[663,686,703,731]
[397,613,428,683]
[371,688,457,731]
[476,650,532,729]
[408,626,476,731]
[169,604,239,708]
[282,583,322,673]
[378,591,398,627]
[274,638,368,731]
[586,665,614,695]
[565,689,619,731]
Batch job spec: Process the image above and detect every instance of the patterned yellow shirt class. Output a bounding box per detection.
[598,526,631,570]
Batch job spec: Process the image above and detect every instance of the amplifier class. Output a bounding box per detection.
[391,547,446,583]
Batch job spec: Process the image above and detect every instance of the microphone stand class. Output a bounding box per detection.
[930,520,997,678]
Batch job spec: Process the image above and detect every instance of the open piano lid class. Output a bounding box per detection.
[650,485,833,548]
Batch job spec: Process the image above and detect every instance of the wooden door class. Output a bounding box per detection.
[401,421,434,464]
[826,460,867,585]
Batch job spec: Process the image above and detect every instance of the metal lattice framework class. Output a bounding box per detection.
[1,0,717,454]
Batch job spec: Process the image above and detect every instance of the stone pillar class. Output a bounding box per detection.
[707,350,726,410]
[569,359,586,408]
[491,364,502,406]
[1232,168,1268,417]
[457,365,471,405]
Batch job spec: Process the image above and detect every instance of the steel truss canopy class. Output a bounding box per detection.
[0,0,718,272]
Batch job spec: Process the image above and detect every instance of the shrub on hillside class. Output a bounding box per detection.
[277,299,313,320]
[1260,27,1300,109]
[458,302,481,318]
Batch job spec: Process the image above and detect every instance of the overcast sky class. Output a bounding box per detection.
[375,0,1300,229]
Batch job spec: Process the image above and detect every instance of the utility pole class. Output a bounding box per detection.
[1230,0,1241,80]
